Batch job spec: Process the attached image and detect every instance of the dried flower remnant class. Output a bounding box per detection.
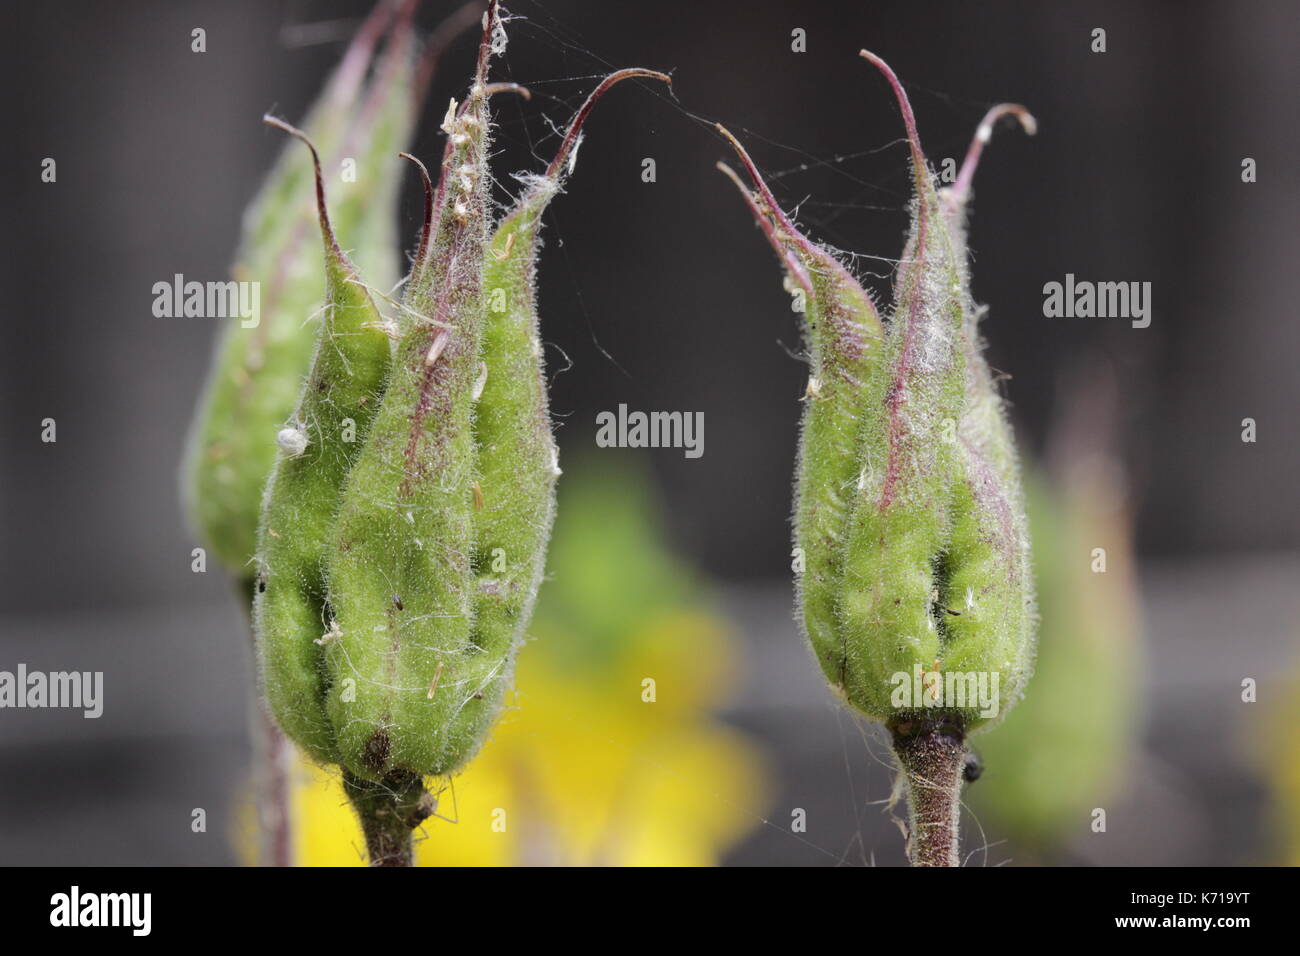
[719,51,1036,867]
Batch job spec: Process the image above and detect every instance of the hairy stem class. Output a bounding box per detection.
[343,769,431,867]
[891,721,966,867]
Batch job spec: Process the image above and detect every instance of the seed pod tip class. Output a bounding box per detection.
[949,103,1038,207]
[858,49,928,189]
[544,69,672,181]
[262,113,340,256]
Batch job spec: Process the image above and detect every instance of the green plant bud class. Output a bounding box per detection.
[832,54,978,729]
[184,1,452,578]
[720,50,1036,865]
[267,1,669,786]
[253,119,393,764]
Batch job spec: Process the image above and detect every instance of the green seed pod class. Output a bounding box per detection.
[254,0,669,803]
[184,2,447,579]
[720,51,1036,865]
[832,55,976,730]
[253,119,393,764]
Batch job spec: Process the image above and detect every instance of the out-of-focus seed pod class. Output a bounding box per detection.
[719,51,1036,866]
[183,1,450,579]
[973,363,1142,858]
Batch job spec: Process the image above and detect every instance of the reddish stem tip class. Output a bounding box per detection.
[714,124,803,242]
[399,151,435,266]
[483,81,531,100]
[544,69,672,181]
[949,103,1037,206]
[858,49,929,190]
[715,159,813,297]
[262,114,340,255]
[475,0,500,88]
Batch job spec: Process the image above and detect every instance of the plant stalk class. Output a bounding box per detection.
[343,769,431,867]
[891,721,966,867]
[251,700,294,866]
[237,579,294,867]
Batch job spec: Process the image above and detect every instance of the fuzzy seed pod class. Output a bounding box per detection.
[720,51,1037,865]
[319,18,500,781]
[253,1,669,799]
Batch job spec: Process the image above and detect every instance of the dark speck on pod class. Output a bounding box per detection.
[363,729,391,775]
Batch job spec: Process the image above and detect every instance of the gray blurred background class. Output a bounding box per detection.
[2,0,1297,865]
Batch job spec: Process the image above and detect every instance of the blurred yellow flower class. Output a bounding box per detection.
[1253,651,1300,865]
